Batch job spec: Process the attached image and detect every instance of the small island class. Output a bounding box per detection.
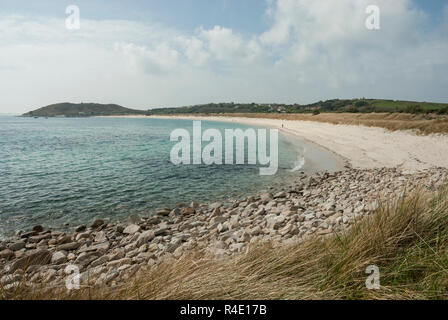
[22,102,149,118]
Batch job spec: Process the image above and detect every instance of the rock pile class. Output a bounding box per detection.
[0,167,446,292]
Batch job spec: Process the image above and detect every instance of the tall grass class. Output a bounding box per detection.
[3,185,448,300]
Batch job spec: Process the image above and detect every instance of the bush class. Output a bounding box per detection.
[345,106,359,113]
[405,105,424,114]
[355,100,369,107]
[312,110,320,115]
[436,107,448,115]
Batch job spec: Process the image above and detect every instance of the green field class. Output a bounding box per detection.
[368,99,448,112]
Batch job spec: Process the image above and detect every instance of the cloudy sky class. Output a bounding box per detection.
[1,0,447,114]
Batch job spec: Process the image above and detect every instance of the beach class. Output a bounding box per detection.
[2,115,448,296]
[145,115,448,172]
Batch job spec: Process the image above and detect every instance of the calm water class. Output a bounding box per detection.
[0,116,342,238]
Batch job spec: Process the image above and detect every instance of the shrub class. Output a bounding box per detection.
[405,105,424,114]
[436,107,448,115]
[355,100,369,107]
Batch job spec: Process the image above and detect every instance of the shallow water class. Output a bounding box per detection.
[0,116,342,238]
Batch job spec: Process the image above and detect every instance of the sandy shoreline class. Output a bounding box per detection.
[124,114,448,173]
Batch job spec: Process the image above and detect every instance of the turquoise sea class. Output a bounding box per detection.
[0,116,342,238]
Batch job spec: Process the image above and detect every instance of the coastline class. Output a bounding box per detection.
[101,114,448,173]
[2,166,446,295]
[2,115,448,295]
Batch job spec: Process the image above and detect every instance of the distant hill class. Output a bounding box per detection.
[22,103,148,117]
[149,99,448,115]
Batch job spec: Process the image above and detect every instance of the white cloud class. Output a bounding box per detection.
[116,42,180,74]
[200,26,243,61]
[176,36,210,66]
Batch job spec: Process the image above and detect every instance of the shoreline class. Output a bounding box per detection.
[2,115,448,294]
[1,167,446,294]
[100,114,448,173]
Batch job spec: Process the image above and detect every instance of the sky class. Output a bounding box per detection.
[0,0,448,114]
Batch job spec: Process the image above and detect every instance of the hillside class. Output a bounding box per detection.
[149,99,448,115]
[22,103,148,117]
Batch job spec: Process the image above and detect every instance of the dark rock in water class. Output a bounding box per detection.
[9,249,51,272]
[74,225,86,233]
[32,225,44,233]
[90,219,104,229]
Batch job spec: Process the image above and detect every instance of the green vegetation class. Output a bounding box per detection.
[23,99,448,118]
[149,99,448,115]
[22,103,149,118]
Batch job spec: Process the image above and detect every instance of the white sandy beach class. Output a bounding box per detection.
[103,115,448,173]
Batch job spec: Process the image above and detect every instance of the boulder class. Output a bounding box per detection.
[28,233,51,243]
[90,255,109,268]
[156,209,171,217]
[181,207,195,215]
[104,269,119,283]
[136,230,155,247]
[94,231,108,243]
[274,191,287,199]
[0,249,15,261]
[32,225,44,233]
[51,251,67,264]
[260,193,273,203]
[74,225,87,233]
[90,218,105,229]
[266,215,286,230]
[123,224,141,235]
[9,241,26,251]
[154,226,169,236]
[127,214,141,225]
[75,252,100,266]
[107,258,132,268]
[57,242,80,251]
[9,249,51,272]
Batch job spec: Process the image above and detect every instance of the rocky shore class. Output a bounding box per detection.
[1,167,446,293]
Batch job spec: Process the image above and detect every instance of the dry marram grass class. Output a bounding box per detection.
[184,113,448,135]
